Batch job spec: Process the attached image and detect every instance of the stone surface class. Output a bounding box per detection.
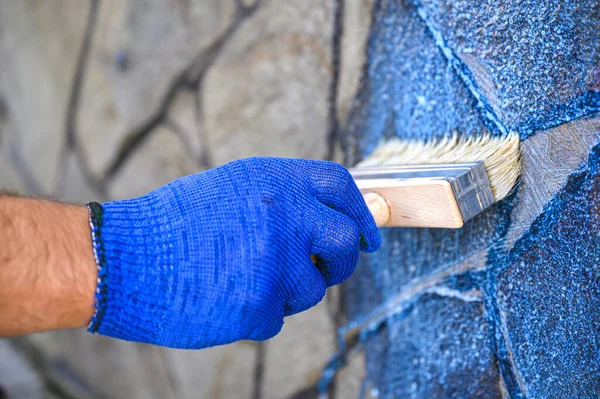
[29,330,176,399]
[497,145,600,398]
[263,301,336,399]
[76,0,236,176]
[416,0,600,136]
[0,149,26,194]
[0,0,90,193]
[341,0,600,397]
[161,342,257,399]
[363,294,501,399]
[0,340,44,399]
[27,330,257,399]
[504,116,600,249]
[337,0,374,127]
[203,0,334,165]
[59,153,105,203]
[108,127,201,199]
[345,0,489,164]
[334,350,366,399]
[167,90,206,166]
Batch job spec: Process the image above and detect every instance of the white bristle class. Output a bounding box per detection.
[357,132,522,201]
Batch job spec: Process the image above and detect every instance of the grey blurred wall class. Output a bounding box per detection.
[0,0,373,398]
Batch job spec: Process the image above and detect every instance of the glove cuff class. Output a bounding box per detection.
[85,195,177,345]
[86,201,108,333]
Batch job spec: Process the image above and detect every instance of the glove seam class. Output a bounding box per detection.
[86,201,108,333]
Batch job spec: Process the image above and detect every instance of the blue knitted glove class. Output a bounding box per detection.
[86,157,380,349]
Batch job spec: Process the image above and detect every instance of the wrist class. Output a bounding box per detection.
[0,197,96,335]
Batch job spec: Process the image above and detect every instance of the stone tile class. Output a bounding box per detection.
[162,342,257,399]
[76,0,236,176]
[0,151,26,194]
[497,144,600,398]
[335,350,366,399]
[503,116,600,249]
[108,126,201,200]
[30,330,257,399]
[0,340,44,399]
[263,301,336,399]
[417,0,600,133]
[58,153,105,204]
[29,330,175,399]
[363,294,501,399]
[167,90,205,165]
[337,0,374,127]
[203,0,334,166]
[0,1,90,193]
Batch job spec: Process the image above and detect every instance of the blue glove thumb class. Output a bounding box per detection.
[86,157,381,349]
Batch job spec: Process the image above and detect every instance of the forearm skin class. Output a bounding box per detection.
[0,195,97,335]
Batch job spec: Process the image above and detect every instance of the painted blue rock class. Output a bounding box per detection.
[342,0,600,397]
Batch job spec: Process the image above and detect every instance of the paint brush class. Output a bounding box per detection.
[351,133,521,228]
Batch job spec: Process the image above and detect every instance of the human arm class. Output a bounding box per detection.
[0,194,97,336]
[0,158,381,348]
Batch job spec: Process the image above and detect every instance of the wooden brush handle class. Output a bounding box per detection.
[356,180,465,228]
[363,192,390,226]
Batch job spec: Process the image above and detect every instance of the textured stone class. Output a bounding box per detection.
[0,0,90,193]
[504,116,600,249]
[341,0,600,396]
[263,301,336,399]
[337,0,374,127]
[364,294,501,399]
[108,127,201,200]
[416,0,600,135]
[167,90,205,165]
[0,148,26,194]
[335,350,366,399]
[497,145,600,398]
[0,340,44,399]
[29,330,174,399]
[76,0,235,176]
[345,0,489,164]
[203,0,334,165]
[59,153,105,203]
[162,342,256,399]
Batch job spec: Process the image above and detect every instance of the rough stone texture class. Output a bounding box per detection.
[203,0,334,165]
[341,0,600,398]
[29,331,176,399]
[416,0,600,136]
[0,150,26,195]
[364,294,501,399]
[167,91,207,166]
[0,1,342,398]
[336,0,375,127]
[159,343,257,399]
[497,145,600,398]
[0,0,90,193]
[60,153,105,204]
[503,116,600,249]
[76,0,236,176]
[344,0,489,164]
[108,127,201,199]
[263,301,335,399]
[334,350,366,399]
[0,340,44,399]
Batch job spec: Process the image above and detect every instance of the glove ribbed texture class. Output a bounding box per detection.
[87,157,381,349]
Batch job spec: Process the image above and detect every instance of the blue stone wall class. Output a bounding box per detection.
[341,0,600,397]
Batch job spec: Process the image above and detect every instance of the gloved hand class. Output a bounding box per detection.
[86,157,381,349]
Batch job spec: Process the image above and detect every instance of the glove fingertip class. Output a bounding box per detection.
[359,229,382,253]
